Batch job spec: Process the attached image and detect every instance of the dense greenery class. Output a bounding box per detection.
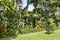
[0,30,60,40]
[0,0,60,38]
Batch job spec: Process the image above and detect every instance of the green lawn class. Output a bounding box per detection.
[0,30,60,40]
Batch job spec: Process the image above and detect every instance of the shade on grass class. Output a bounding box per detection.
[0,30,60,40]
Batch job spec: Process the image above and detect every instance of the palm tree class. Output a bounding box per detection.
[20,0,30,27]
[21,0,30,14]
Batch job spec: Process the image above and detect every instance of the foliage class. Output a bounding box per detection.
[0,0,60,38]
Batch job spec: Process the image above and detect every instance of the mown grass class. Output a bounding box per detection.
[0,30,60,40]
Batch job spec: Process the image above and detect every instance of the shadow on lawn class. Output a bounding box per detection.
[0,35,17,40]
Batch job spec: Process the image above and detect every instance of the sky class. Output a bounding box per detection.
[22,0,34,11]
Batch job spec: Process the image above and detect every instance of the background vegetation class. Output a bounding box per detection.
[0,0,60,38]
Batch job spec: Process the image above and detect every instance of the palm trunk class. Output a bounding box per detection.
[21,0,30,27]
[33,7,37,27]
[32,0,38,27]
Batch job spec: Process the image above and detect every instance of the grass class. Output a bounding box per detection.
[0,30,60,40]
